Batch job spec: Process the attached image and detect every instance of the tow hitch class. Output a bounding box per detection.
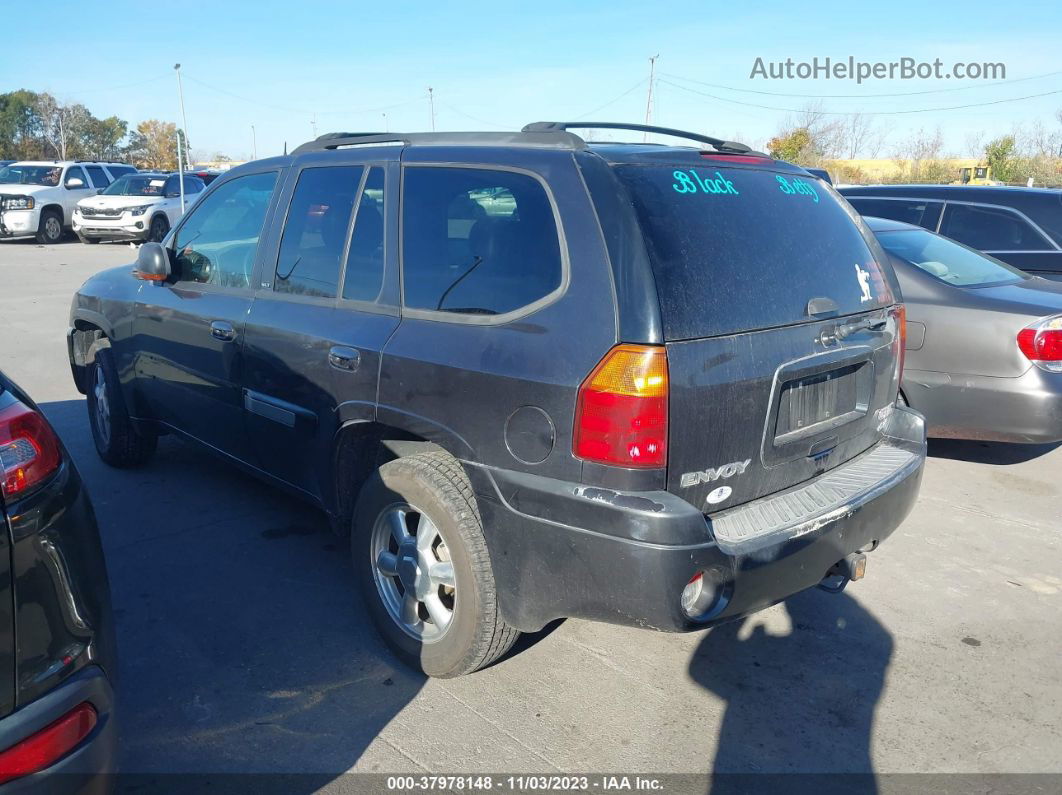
[818,552,867,594]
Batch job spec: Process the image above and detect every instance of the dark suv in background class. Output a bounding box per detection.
[0,371,116,790]
[841,185,1062,279]
[68,121,925,678]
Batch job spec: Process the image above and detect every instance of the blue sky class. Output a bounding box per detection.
[4,0,1061,160]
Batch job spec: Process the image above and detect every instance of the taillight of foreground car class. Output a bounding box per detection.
[0,702,97,784]
[1017,315,1062,373]
[0,399,63,500]
[573,344,668,468]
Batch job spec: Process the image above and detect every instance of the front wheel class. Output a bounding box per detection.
[353,452,519,677]
[148,215,170,243]
[86,346,157,468]
[35,210,63,244]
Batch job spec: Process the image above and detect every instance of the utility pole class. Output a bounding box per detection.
[427,87,435,132]
[174,63,188,214]
[251,125,257,160]
[311,114,317,138]
[643,54,659,142]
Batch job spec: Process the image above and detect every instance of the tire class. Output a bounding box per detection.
[86,346,157,468]
[147,215,169,243]
[353,451,519,677]
[35,209,64,244]
[77,234,100,245]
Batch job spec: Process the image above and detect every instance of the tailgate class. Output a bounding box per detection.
[666,309,902,511]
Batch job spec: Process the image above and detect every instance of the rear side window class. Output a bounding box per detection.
[939,203,1051,251]
[402,167,563,316]
[877,228,1027,287]
[342,166,386,302]
[846,197,942,230]
[275,166,363,299]
[614,165,894,339]
[85,165,111,188]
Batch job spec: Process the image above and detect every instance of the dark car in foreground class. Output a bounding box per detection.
[0,371,116,790]
[68,121,925,677]
[841,184,1062,280]
[867,216,1062,443]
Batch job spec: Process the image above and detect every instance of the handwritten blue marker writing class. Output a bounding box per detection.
[775,175,819,203]
[672,169,740,196]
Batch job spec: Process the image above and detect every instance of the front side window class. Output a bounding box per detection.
[173,171,278,288]
[275,166,363,299]
[401,167,563,315]
[85,165,111,188]
[876,228,1027,287]
[342,166,386,302]
[0,165,63,186]
[940,203,1051,251]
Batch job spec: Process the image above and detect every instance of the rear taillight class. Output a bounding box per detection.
[0,400,63,500]
[891,305,907,384]
[0,702,97,784]
[574,344,668,468]
[1017,315,1062,372]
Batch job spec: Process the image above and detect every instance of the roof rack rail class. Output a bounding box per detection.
[292,129,586,154]
[521,122,756,154]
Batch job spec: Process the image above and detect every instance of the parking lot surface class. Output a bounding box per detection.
[1,239,1061,783]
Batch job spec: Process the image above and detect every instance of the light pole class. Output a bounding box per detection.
[251,125,257,160]
[382,112,388,133]
[427,87,435,132]
[643,55,659,142]
[174,63,188,214]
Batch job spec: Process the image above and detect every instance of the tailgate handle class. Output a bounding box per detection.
[806,297,839,318]
[836,316,887,340]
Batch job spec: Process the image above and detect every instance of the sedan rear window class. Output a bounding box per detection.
[876,228,1027,287]
[615,164,894,339]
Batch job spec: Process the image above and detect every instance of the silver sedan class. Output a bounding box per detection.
[867,216,1062,443]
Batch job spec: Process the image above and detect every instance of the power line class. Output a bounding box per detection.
[181,73,421,117]
[658,78,1062,116]
[439,103,516,130]
[573,77,647,120]
[661,68,1062,99]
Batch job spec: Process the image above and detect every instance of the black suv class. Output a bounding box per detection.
[68,122,926,677]
[0,370,117,789]
[840,185,1062,280]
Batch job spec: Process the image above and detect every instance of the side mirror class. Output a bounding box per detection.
[96,188,105,195]
[165,191,181,199]
[134,242,171,282]
[65,177,85,188]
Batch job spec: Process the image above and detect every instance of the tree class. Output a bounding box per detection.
[984,135,1018,183]
[82,116,128,161]
[125,120,184,170]
[767,127,815,162]
[837,113,882,159]
[0,90,45,159]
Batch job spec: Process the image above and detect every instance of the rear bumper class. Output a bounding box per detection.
[904,366,1062,443]
[0,666,116,793]
[472,406,926,633]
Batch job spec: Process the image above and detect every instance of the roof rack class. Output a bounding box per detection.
[292,129,586,154]
[521,122,755,154]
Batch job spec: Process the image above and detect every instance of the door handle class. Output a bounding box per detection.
[210,321,235,342]
[328,346,360,372]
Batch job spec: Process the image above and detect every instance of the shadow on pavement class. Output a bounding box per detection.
[40,399,426,789]
[927,438,1060,465]
[690,589,892,794]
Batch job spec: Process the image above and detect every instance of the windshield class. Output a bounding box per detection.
[614,163,895,339]
[103,175,166,197]
[876,228,1028,287]
[0,164,63,186]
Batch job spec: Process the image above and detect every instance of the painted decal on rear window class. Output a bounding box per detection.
[672,169,740,196]
[776,175,819,203]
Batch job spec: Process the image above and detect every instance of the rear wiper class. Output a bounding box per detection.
[835,315,887,340]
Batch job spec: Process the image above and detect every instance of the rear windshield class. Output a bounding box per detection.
[876,228,1027,287]
[615,164,895,339]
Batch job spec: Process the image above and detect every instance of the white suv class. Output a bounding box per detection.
[72,172,206,244]
[0,161,136,244]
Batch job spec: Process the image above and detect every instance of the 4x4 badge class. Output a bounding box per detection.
[680,459,751,488]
